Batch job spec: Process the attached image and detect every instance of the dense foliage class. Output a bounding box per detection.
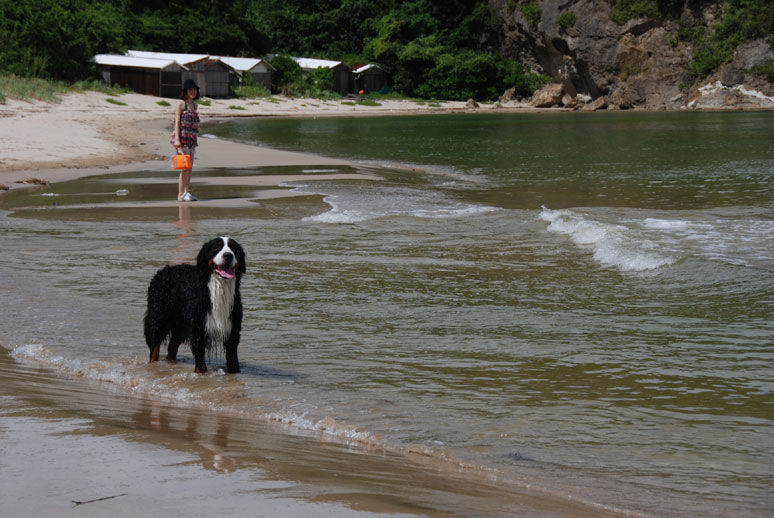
[1,0,771,99]
[0,0,542,100]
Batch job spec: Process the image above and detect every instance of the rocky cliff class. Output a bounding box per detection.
[488,0,774,110]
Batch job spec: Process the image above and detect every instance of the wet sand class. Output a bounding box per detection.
[0,347,619,518]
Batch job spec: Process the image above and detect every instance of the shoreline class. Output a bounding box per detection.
[0,91,536,188]
[1,90,770,191]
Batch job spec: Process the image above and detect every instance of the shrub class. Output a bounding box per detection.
[607,0,660,24]
[269,55,303,91]
[557,11,577,29]
[286,67,340,99]
[749,61,774,81]
[232,75,271,98]
[415,51,546,101]
[520,1,541,27]
[683,0,774,81]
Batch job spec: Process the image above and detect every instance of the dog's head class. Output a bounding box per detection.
[196,237,246,280]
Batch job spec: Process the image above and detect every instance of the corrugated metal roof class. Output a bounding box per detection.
[292,57,345,70]
[93,54,185,70]
[353,64,384,74]
[126,50,209,65]
[211,56,265,72]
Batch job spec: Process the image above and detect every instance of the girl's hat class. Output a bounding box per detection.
[181,79,200,99]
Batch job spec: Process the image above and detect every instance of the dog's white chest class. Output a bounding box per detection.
[206,276,235,344]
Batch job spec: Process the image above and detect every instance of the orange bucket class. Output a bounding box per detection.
[172,151,191,170]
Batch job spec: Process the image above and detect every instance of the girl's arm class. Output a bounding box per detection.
[173,100,184,147]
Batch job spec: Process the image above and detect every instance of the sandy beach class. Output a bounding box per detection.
[0,91,535,186]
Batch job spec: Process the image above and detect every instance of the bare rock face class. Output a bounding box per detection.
[580,96,607,111]
[501,87,517,101]
[529,83,564,106]
[488,0,774,110]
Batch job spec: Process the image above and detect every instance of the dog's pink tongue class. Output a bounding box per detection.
[216,266,235,279]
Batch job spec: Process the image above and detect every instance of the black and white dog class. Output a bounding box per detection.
[144,237,246,374]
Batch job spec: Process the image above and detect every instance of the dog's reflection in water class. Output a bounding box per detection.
[141,400,250,473]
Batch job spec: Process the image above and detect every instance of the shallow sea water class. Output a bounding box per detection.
[1,111,772,517]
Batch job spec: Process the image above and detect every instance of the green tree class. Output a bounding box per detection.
[269,55,303,90]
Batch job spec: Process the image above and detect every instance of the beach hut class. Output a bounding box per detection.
[292,57,353,96]
[212,56,273,89]
[126,51,210,96]
[93,54,186,97]
[354,64,389,94]
[204,59,234,97]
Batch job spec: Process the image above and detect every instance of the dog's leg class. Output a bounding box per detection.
[225,345,240,374]
[191,337,208,374]
[166,331,183,363]
[192,348,208,373]
[225,301,242,374]
[148,343,161,363]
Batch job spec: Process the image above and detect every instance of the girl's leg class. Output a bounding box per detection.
[178,153,194,198]
[178,168,192,198]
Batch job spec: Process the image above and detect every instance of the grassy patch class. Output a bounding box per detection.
[557,11,577,29]
[156,100,171,107]
[748,61,774,81]
[232,80,271,99]
[356,99,382,106]
[520,0,541,27]
[197,99,212,106]
[0,74,65,102]
[0,74,129,102]
[620,62,643,81]
[228,105,246,110]
[341,101,356,106]
[105,97,127,106]
[608,0,659,24]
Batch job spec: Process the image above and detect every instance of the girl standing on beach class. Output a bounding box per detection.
[172,79,200,202]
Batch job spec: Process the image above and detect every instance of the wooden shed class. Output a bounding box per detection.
[93,54,186,97]
[127,51,210,97]
[354,64,389,93]
[214,56,273,89]
[204,59,234,97]
[293,57,353,96]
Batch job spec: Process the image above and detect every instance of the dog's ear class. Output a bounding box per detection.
[196,239,216,271]
[231,240,247,274]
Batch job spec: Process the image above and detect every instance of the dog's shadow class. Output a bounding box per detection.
[238,362,303,381]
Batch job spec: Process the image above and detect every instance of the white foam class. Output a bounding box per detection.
[640,213,774,268]
[411,205,499,219]
[540,207,677,272]
[8,342,378,448]
[305,209,369,224]
[303,191,499,224]
[642,218,690,230]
